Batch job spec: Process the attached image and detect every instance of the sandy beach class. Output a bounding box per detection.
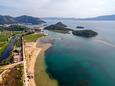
[24,42,41,86]
[24,39,58,86]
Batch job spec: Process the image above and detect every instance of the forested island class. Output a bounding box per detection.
[72,30,98,37]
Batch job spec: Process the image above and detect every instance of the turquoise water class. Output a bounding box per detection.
[44,20,115,86]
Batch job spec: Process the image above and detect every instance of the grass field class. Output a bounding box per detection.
[0,32,11,42]
[24,33,45,42]
[13,31,22,36]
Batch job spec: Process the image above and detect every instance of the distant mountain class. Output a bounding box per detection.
[15,15,45,24]
[42,15,115,21]
[0,15,45,25]
[79,15,115,20]
[0,15,17,24]
[42,17,77,20]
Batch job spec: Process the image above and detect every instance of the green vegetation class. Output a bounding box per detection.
[0,25,29,31]
[72,30,98,37]
[6,25,29,31]
[0,31,11,42]
[0,26,5,31]
[24,33,45,42]
[13,31,22,36]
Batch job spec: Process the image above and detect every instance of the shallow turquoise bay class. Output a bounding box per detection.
[44,20,115,86]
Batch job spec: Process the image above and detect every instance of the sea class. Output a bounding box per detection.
[43,19,115,86]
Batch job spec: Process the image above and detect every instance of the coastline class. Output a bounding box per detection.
[34,43,58,86]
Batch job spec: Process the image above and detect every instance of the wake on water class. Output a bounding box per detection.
[94,39,115,48]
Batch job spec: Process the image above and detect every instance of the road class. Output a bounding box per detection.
[22,39,30,86]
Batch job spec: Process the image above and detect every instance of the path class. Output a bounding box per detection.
[0,61,23,82]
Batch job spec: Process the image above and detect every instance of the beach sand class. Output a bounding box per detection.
[34,43,58,86]
[24,40,58,86]
[25,42,41,86]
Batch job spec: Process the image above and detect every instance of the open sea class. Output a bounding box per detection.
[43,19,115,86]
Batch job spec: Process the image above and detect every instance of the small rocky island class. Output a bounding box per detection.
[44,22,72,33]
[72,30,98,37]
[76,26,85,29]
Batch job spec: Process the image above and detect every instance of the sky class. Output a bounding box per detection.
[0,0,115,18]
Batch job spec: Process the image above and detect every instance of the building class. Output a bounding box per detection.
[13,54,21,63]
[13,49,22,63]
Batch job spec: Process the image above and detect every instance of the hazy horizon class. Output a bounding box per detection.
[0,0,115,18]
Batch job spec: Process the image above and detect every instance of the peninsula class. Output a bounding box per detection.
[44,22,73,33]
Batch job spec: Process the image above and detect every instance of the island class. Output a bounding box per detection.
[72,30,98,37]
[44,22,73,33]
[76,26,85,29]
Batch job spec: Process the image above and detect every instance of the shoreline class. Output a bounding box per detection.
[34,42,58,86]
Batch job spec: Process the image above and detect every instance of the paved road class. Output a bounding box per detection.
[22,40,30,86]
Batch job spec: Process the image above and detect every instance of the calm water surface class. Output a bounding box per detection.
[43,20,115,86]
